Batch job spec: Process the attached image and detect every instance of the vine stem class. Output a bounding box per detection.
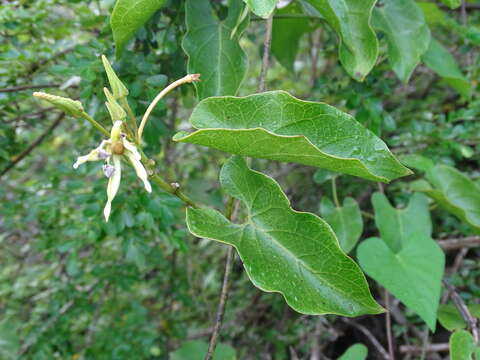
[384,290,395,360]
[257,14,273,93]
[120,98,138,141]
[79,111,110,137]
[137,74,200,142]
[331,176,340,207]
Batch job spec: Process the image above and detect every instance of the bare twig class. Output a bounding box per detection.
[384,290,395,360]
[400,343,449,354]
[341,318,390,360]
[443,280,479,343]
[257,14,273,93]
[0,84,60,93]
[437,236,480,251]
[0,113,65,178]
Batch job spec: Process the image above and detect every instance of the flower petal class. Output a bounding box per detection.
[127,153,152,193]
[104,155,122,221]
[73,141,108,169]
[110,120,123,142]
[123,139,141,161]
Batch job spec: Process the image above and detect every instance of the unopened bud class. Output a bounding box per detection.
[101,55,129,99]
[104,88,126,121]
[33,92,84,117]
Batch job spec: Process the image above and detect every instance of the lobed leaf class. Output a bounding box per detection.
[182,0,248,100]
[243,0,279,18]
[187,156,383,317]
[174,91,411,183]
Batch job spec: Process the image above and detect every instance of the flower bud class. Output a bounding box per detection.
[104,88,126,121]
[101,55,129,99]
[33,92,84,117]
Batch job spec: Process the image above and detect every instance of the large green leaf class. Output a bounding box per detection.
[337,344,368,360]
[422,38,471,97]
[243,0,279,18]
[182,0,249,100]
[174,91,411,183]
[320,197,363,254]
[372,0,431,82]
[450,330,475,360]
[357,235,444,330]
[371,192,431,253]
[272,2,316,72]
[439,0,461,10]
[306,0,378,81]
[411,165,480,232]
[110,0,167,57]
[187,156,383,316]
[438,304,480,331]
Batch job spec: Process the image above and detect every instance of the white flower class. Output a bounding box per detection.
[73,120,152,221]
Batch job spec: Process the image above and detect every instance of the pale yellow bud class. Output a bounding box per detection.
[33,92,84,117]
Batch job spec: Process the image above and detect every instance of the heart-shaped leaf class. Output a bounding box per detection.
[174,91,411,183]
[243,0,279,18]
[357,235,444,330]
[422,38,471,97]
[320,197,363,254]
[111,0,167,57]
[438,304,480,331]
[187,156,383,316]
[450,330,475,360]
[306,0,378,81]
[411,165,480,232]
[372,192,432,253]
[183,0,249,100]
[337,344,368,360]
[372,0,431,82]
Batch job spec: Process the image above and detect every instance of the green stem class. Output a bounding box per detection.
[151,174,198,208]
[331,177,340,208]
[121,98,138,141]
[79,112,110,137]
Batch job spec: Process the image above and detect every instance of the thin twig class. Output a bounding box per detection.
[257,14,273,93]
[437,236,480,251]
[443,280,479,343]
[341,318,390,360]
[400,343,449,353]
[0,84,60,93]
[384,290,395,360]
[0,113,65,178]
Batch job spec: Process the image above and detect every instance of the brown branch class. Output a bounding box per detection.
[443,280,479,343]
[400,343,449,354]
[437,236,480,251]
[0,112,65,178]
[257,14,273,93]
[341,318,390,360]
[0,84,60,93]
[384,290,395,360]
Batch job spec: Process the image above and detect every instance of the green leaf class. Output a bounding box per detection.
[337,344,368,360]
[357,234,444,330]
[422,38,471,97]
[411,165,480,232]
[171,340,236,360]
[306,0,378,81]
[111,0,167,57]
[182,0,249,100]
[0,317,19,360]
[417,2,447,26]
[272,2,316,72]
[187,156,383,316]
[174,91,411,183]
[400,153,434,173]
[371,192,432,253]
[320,197,363,254]
[372,0,431,82]
[450,330,475,360]
[439,0,461,10]
[243,0,279,18]
[438,304,480,331]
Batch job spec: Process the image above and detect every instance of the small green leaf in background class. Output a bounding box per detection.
[400,153,434,172]
[422,38,471,97]
[272,1,316,72]
[372,192,432,253]
[111,0,167,57]
[0,317,19,360]
[438,304,480,331]
[450,330,475,360]
[174,91,411,183]
[306,0,378,81]
[337,343,368,360]
[439,0,461,10]
[183,0,249,100]
[411,165,480,232]
[417,2,447,26]
[187,156,383,317]
[243,0,279,18]
[372,0,431,82]
[357,193,444,330]
[320,197,363,253]
[171,340,236,360]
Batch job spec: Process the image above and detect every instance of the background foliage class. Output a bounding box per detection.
[1,0,480,359]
